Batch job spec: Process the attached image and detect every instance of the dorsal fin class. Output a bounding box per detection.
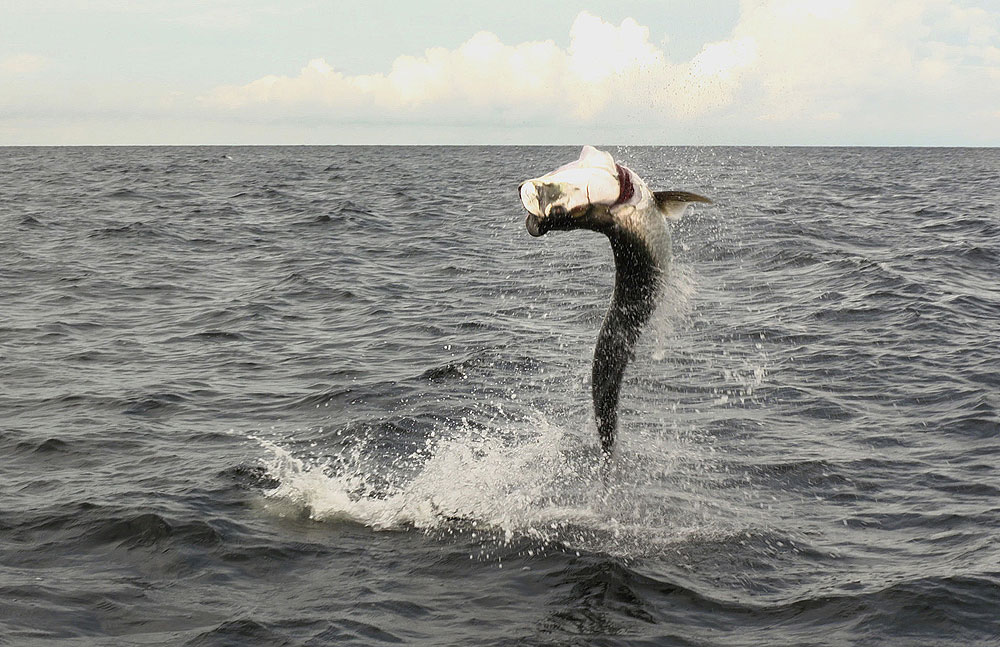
[653,191,713,221]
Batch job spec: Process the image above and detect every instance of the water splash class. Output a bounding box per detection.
[254,410,757,557]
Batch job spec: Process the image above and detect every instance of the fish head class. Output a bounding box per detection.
[518,146,624,237]
[519,179,594,236]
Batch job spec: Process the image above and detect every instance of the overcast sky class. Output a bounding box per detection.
[2,0,998,145]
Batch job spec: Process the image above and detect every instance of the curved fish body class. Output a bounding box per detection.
[518,146,711,456]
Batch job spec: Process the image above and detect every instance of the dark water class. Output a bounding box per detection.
[2,145,998,646]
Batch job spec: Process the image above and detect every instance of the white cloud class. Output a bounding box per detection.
[199,1,1000,143]
[202,11,751,124]
[725,0,1000,122]
[0,54,47,76]
[4,1,998,144]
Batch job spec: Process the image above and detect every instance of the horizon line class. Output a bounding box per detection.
[3,143,998,149]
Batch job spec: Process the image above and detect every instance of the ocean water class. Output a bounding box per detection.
[1,145,998,646]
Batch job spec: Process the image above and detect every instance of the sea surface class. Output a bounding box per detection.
[1,145,998,646]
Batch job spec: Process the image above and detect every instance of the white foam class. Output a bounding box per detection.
[253,409,754,557]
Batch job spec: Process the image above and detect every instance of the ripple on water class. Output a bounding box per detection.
[2,146,999,646]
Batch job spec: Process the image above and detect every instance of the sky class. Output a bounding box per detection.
[1,0,998,145]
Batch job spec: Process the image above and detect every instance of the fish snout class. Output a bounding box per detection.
[520,180,548,236]
[525,213,547,237]
[520,180,575,236]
